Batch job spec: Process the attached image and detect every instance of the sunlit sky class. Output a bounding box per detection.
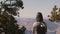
[0,0,60,18]
[20,0,60,18]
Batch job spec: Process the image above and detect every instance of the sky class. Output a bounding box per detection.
[20,0,60,18]
[0,0,60,18]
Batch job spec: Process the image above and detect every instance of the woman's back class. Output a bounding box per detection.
[33,22,47,34]
[32,12,47,34]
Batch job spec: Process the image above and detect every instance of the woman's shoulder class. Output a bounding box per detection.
[33,22,40,25]
[33,22,40,27]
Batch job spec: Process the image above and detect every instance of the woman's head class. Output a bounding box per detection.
[36,12,43,22]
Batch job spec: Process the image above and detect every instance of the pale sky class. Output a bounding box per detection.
[0,0,60,18]
[20,0,60,18]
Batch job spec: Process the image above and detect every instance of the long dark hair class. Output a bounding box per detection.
[36,12,47,34]
[36,12,43,22]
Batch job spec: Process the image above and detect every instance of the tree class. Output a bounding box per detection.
[56,8,60,21]
[0,0,26,34]
[0,0,24,16]
[48,5,60,22]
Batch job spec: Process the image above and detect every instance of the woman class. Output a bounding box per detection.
[32,12,47,34]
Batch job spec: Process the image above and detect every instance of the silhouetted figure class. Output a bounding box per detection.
[32,12,47,34]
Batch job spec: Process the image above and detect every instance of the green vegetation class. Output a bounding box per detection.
[0,0,26,34]
[48,5,60,22]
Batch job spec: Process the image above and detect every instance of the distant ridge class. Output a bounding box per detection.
[15,17,60,34]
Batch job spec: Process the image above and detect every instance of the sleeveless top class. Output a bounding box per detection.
[33,22,47,34]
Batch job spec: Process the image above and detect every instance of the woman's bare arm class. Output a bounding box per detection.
[32,27,35,34]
